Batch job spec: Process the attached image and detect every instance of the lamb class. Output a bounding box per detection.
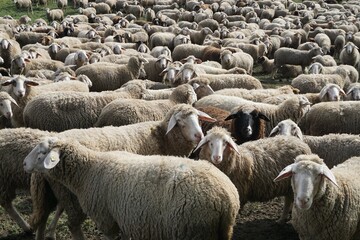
[2,75,90,127]
[94,83,197,127]
[291,67,349,93]
[195,127,312,222]
[23,81,149,132]
[271,47,324,79]
[298,101,360,135]
[75,55,148,91]
[187,74,263,91]
[45,8,64,22]
[339,41,360,69]
[23,136,240,240]
[220,49,254,75]
[274,154,360,240]
[346,82,360,101]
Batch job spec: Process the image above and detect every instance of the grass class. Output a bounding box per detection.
[0,0,78,24]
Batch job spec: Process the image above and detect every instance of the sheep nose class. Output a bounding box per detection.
[298,197,309,207]
[18,91,24,97]
[213,155,221,161]
[5,112,12,119]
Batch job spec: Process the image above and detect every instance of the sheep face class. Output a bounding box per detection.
[1,39,11,50]
[269,119,303,140]
[274,155,338,210]
[194,127,239,164]
[23,137,60,173]
[0,97,15,119]
[347,87,360,101]
[1,76,39,98]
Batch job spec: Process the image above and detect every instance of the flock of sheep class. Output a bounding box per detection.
[1,0,360,239]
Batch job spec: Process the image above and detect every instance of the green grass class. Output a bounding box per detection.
[0,0,78,24]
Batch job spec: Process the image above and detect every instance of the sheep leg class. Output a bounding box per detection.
[67,222,86,240]
[271,67,278,79]
[277,195,293,224]
[45,205,64,240]
[3,202,32,233]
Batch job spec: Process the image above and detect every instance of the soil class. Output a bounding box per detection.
[0,194,299,240]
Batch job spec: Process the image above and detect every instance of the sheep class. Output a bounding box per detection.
[23,81,149,132]
[220,49,254,75]
[312,54,337,67]
[196,94,311,135]
[45,8,64,22]
[23,136,240,240]
[63,50,89,69]
[274,154,360,240]
[334,34,346,59]
[291,67,349,93]
[270,119,360,168]
[75,55,148,91]
[1,75,90,127]
[173,34,191,48]
[143,54,172,82]
[0,128,53,234]
[174,62,247,85]
[23,58,65,76]
[298,101,360,135]
[94,83,197,127]
[14,0,33,14]
[197,106,270,145]
[339,41,360,69]
[0,38,22,69]
[213,85,298,102]
[172,44,208,61]
[182,73,262,91]
[0,91,18,121]
[195,127,312,222]
[149,32,176,50]
[271,47,324,79]
[57,0,67,10]
[314,33,332,55]
[346,82,360,101]
[226,42,268,63]
[257,56,274,74]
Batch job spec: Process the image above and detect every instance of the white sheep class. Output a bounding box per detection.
[63,50,89,69]
[2,75,90,127]
[314,33,331,54]
[45,8,64,22]
[14,0,33,14]
[269,119,360,169]
[346,82,360,101]
[298,101,360,135]
[220,49,254,75]
[291,67,349,93]
[23,136,240,240]
[75,55,149,91]
[0,38,22,69]
[339,41,360,69]
[94,83,197,127]
[272,47,323,79]
[23,81,149,132]
[274,154,360,240]
[194,127,312,222]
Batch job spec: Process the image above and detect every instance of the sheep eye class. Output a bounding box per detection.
[0,103,3,106]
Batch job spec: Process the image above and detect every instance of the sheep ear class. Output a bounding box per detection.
[257,112,270,122]
[193,137,209,153]
[159,68,168,77]
[346,87,355,95]
[224,113,237,121]
[194,58,202,64]
[43,148,61,169]
[8,95,18,107]
[1,79,15,86]
[197,110,217,122]
[166,112,178,135]
[339,88,346,97]
[321,164,338,187]
[269,126,279,137]
[226,138,239,154]
[24,80,40,86]
[274,163,295,182]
